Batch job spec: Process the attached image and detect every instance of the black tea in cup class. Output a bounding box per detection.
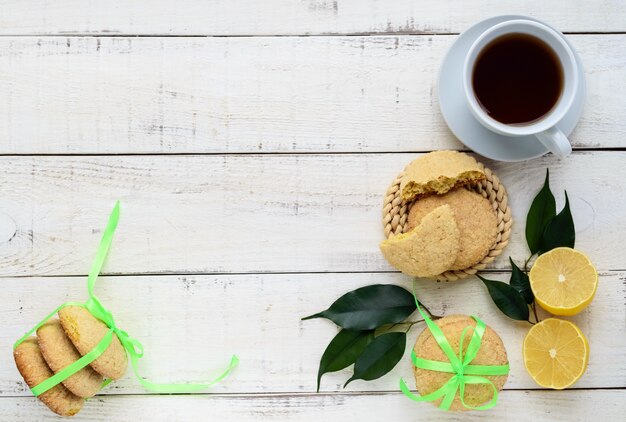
[472,33,563,125]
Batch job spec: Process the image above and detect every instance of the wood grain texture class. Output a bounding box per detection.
[2,272,624,396]
[2,3,623,420]
[0,152,623,276]
[2,390,625,421]
[0,35,624,154]
[1,1,626,35]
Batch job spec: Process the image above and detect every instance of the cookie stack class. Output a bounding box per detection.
[380,151,501,278]
[13,305,127,416]
[412,314,509,410]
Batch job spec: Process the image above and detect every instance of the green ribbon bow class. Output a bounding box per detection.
[14,201,239,397]
[399,293,509,411]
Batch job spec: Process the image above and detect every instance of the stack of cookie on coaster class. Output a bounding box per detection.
[13,306,127,416]
[381,151,509,279]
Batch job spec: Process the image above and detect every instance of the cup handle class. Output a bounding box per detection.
[534,126,572,158]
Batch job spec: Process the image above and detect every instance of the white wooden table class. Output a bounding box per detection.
[1,2,625,420]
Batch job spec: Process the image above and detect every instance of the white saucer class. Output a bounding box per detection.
[438,15,586,161]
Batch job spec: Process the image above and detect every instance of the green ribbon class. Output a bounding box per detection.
[14,201,239,396]
[399,292,509,411]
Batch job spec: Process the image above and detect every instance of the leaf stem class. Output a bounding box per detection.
[384,315,443,333]
[418,301,440,320]
[401,318,435,333]
[405,315,443,332]
[403,319,424,333]
[531,301,540,324]
[386,319,424,331]
[524,254,534,272]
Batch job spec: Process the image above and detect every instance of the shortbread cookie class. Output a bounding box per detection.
[400,151,485,201]
[14,337,84,417]
[38,319,104,398]
[380,205,460,277]
[407,188,497,270]
[413,315,508,411]
[59,305,128,380]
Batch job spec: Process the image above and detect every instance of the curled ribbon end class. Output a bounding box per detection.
[230,355,240,368]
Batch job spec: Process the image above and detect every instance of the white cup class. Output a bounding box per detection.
[463,20,578,157]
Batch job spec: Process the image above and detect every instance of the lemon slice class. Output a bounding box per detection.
[529,247,598,316]
[523,318,589,389]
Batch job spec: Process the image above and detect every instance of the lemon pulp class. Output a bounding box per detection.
[529,247,598,316]
[523,318,589,389]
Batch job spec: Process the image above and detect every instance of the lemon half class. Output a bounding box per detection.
[523,318,589,389]
[529,247,598,316]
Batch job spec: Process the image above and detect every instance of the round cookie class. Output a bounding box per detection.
[407,187,497,270]
[380,205,460,277]
[13,337,84,417]
[58,305,128,380]
[413,315,508,411]
[37,319,104,398]
[400,151,486,201]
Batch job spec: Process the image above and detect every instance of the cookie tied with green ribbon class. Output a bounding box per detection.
[13,202,239,416]
[400,298,509,411]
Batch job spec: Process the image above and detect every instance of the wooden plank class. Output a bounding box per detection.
[0,152,623,276]
[0,35,624,154]
[1,391,625,421]
[1,1,625,35]
[2,272,624,395]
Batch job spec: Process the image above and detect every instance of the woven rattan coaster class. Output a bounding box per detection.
[382,162,512,281]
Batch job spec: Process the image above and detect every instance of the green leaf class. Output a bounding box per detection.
[316,329,374,392]
[540,191,575,252]
[477,275,529,321]
[526,169,556,254]
[302,284,416,330]
[509,257,534,304]
[344,332,406,387]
